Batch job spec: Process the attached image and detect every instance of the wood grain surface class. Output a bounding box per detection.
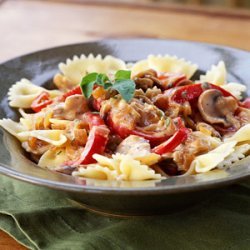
[0,0,250,249]
[0,231,26,250]
[1,0,250,63]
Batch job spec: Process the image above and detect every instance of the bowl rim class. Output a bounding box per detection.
[2,37,250,65]
[0,163,249,195]
[0,38,249,195]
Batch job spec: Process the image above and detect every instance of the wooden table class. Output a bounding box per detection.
[0,0,250,249]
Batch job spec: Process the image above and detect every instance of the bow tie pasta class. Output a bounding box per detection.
[198,61,246,100]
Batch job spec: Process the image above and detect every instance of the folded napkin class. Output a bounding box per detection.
[0,175,249,250]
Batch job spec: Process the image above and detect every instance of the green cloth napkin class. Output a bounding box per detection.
[0,175,249,250]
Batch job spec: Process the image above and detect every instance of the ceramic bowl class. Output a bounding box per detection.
[0,39,249,215]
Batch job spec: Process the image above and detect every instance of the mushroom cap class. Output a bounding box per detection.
[133,69,161,91]
[198,89,239,128]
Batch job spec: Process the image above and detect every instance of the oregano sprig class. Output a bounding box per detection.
[80,70,135,102]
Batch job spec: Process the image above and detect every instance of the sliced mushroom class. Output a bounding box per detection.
[198,89,240,128]
[133,69,161,90]
[134,89,154,105]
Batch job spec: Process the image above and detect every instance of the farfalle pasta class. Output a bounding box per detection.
[59,54,126,85]
[0,119,27,140]
[8,79,61,108]
[224,124,250,143]
[217,144,250,169]
[131,54,198,78]
[38,148,68,169]
[0,53,249,181]
[73,154,162,181]
[18,130,67,146]
[199,61,227,85]
[190,141,237,173]
[199,61,247,100]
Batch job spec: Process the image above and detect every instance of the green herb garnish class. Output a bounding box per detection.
[115,70,131,80]
[112,79,135,102]
[80,72,98,98]
[80,70,135,102]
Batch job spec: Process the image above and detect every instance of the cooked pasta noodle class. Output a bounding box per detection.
[131,54,198,78]
[221,83,246,100]
[191,141,237,173]
[199,61,226,85]
[217,144,250,169]
[59,54,126,85]
[18,130,67,146]
[0,119,27,140]
[74,153,162,181]
[8,79,61,108]
[224,124,250,143]
[38,148,68,169]
[199,61,246,99]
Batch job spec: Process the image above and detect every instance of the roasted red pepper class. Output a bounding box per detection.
[131,129,173,146]
[106,114,133,138]
[173,117,185,129]
[170,83,235,104]
[68,113,110,165]
[92,98,103,111]
[59,85,82,102]
[106,114,175,146]
[31,91,53,112]
[73,125,110,165]
[152,127,190,155]
[84,112,105,128]
[158,73,188,90]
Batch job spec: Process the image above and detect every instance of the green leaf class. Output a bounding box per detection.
[79,71,135,101]
[112,79,135,102]
[103,82,113,90]
[96,73,110,86]
[81,81,96,98]
[80,72,98,98]
[81,72,98,86]
[115,70,131,80]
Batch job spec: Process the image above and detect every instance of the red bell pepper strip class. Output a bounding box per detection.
[84,112,105,128]
[106,114,132,138]
[73,125,110,165]
[92,98,103,111]
[31,91,53,112]
[67,113,110,166]
[131,129,173,146]
[241,97,250,109]
[173,117,185,129]
[106,114,175,146]
[158,73,188,90]
[152,128,190,155]
[58,85,82,102]
[170,83,236,104]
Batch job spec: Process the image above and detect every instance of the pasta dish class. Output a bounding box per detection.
[0,54,249,181]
